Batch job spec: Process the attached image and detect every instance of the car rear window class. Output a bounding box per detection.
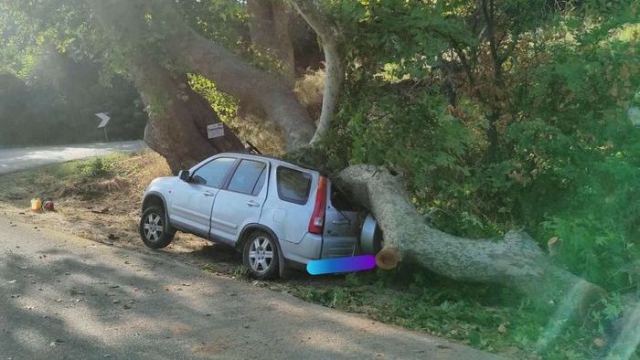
[227,160,267,195]
[276,167,312,205]
[330,185,358,211]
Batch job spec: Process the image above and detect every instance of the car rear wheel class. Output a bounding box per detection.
[139,206,175,249]
[243,231,279,279]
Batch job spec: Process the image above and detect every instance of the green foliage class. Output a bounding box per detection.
[290,266,623,359]
[321,2,640,356]
[188,73,239,123]
[0,63,146,147]
[327,0,640,290]
[78,157,111,178]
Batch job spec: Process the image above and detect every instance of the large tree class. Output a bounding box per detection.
[5,0,618,314]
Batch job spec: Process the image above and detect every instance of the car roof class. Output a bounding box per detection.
[214,152,320,173]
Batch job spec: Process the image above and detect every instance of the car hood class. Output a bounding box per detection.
[146,176,178,191]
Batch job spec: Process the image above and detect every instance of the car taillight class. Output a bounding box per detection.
[308,176,328,235]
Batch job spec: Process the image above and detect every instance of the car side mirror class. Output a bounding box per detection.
[178,170,191,182]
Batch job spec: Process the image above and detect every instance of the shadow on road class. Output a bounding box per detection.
[0,238,474,359]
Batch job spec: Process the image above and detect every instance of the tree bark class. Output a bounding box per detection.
[336,165,604,307]
[290,0,343,144]
[85,0,244,170]
[87,0,315,152]
[130,59,245,172]
[152,4,315,151]
[247,0,296,85]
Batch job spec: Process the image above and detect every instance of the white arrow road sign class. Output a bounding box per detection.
[96,113,111,128]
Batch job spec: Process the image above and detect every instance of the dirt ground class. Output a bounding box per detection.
[0,150,347,290]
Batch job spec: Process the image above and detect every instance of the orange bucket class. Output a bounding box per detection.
[31,198,42,212]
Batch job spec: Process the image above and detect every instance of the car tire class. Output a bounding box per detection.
[139,206,175,249]
[243,231,280,280]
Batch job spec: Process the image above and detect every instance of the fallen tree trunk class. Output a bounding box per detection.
[336,165,604,308]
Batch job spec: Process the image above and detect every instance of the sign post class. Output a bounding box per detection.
[96,112,111,142]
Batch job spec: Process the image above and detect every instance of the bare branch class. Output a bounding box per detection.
[289,0,344,144]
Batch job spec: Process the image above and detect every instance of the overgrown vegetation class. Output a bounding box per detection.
[319,1,640,293]
[307,2,640,357]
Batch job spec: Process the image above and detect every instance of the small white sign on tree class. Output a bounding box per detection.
[207,123,225,139]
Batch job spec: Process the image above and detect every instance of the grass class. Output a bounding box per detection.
[282,266,616,360]
[0,151,169,204]
[0,151,634,360]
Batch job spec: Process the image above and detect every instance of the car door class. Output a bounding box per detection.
[209,159,268,244]
[170,157,237,236]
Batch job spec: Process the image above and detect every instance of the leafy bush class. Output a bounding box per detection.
[79,158,111,178]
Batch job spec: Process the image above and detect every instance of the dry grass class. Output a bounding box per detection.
[295,68,325,108]
[294,68,325,121]
[0,150,241,273]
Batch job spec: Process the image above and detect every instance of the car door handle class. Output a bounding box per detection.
[203,191,215,197]
[332,219,350,225]
[246,200,261,207]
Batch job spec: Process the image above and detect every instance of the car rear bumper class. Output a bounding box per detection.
[321,236,358,259]
[281,232,359,265]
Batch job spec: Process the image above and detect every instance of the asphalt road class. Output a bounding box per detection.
[0,216,500,360]
[0,141,145,175]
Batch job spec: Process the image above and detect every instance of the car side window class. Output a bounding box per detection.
[227,160,267,195]
[191,157,236,188]
[277,167,312,205]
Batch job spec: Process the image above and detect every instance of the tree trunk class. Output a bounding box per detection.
[154,7,315,151]
[247,0,296,85]
[290,0,343,144]
[87,0,315,152]
[336,165,604,308]
[131,60,245,172]
[85,0,245,171]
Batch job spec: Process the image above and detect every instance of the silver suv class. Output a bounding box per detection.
[139,152,377,279]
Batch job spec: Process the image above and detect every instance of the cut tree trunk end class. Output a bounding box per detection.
[335,164,605,313]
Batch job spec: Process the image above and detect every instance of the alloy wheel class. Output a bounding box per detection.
[248,236,274,274]
[143,213,164,243]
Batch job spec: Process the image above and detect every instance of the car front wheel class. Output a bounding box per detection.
[139,206,175,249]
[243,231,279,279]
